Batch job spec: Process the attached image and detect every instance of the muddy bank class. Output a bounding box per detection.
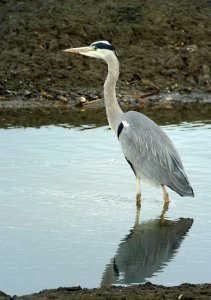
[0,0,211,105]
[1,283,211,299]
[0,103,211,129]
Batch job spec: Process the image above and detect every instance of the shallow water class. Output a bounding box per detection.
[0,114,211,295]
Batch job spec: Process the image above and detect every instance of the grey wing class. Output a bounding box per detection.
[117,111,194,197]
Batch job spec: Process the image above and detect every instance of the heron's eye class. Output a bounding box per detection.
[93,46,97,50]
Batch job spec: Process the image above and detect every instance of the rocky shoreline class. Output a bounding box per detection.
[1,283,211,299]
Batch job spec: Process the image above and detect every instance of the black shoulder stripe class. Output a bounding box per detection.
[117,122,124,139]
[125,158,136,176]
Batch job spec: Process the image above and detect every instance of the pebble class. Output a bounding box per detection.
[186,44,198,52]
[18,89,31,97]
[159,95,174,106]
[128,98,138,105]
[78,96,87,104]
[87,92,100,100]
[57,95,67,101]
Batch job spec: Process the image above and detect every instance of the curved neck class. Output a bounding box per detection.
[104,54,123,132]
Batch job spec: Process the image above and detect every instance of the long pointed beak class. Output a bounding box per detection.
[63,46,93,54]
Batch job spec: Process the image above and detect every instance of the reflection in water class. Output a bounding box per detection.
[101,204,193,286]
[0,103,211,129]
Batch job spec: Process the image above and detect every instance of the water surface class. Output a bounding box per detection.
[0,113,211,295]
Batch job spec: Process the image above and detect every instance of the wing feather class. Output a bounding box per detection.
[118,111,192,195]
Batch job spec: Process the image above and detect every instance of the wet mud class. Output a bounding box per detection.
[0,283,211,300]
[0,0,211,105]
[0,103,211,129]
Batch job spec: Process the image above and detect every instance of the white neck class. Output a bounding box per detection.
[103,54,123,132]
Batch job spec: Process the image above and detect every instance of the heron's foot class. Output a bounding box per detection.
[162,185,169,203]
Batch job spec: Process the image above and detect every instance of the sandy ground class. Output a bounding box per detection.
[0,0,211,298]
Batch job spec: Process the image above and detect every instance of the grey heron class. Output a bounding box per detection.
[64,41,194,205]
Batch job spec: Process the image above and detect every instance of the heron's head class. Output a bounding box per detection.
[63,41,117,61]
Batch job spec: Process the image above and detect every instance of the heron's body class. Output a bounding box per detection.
[64,41,194,204]
[118,111,193,197]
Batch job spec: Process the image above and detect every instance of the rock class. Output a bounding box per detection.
[87,92,101,100]
[78,96,87,104]
[186,44,198,52]
[128,97,138,105]
[18,89,32,97]
[203,74,210,80]
[159,95,174,106]
[202,65,210,75]
[57,95,67,101]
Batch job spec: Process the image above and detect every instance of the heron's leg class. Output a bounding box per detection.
[160,201,169,219]
[135,203,141,225]
[161,185,169,203]
[136,176,141,208]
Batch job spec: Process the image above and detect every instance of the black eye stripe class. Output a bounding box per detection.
[91,42,118,57]
[92,42,115,51]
